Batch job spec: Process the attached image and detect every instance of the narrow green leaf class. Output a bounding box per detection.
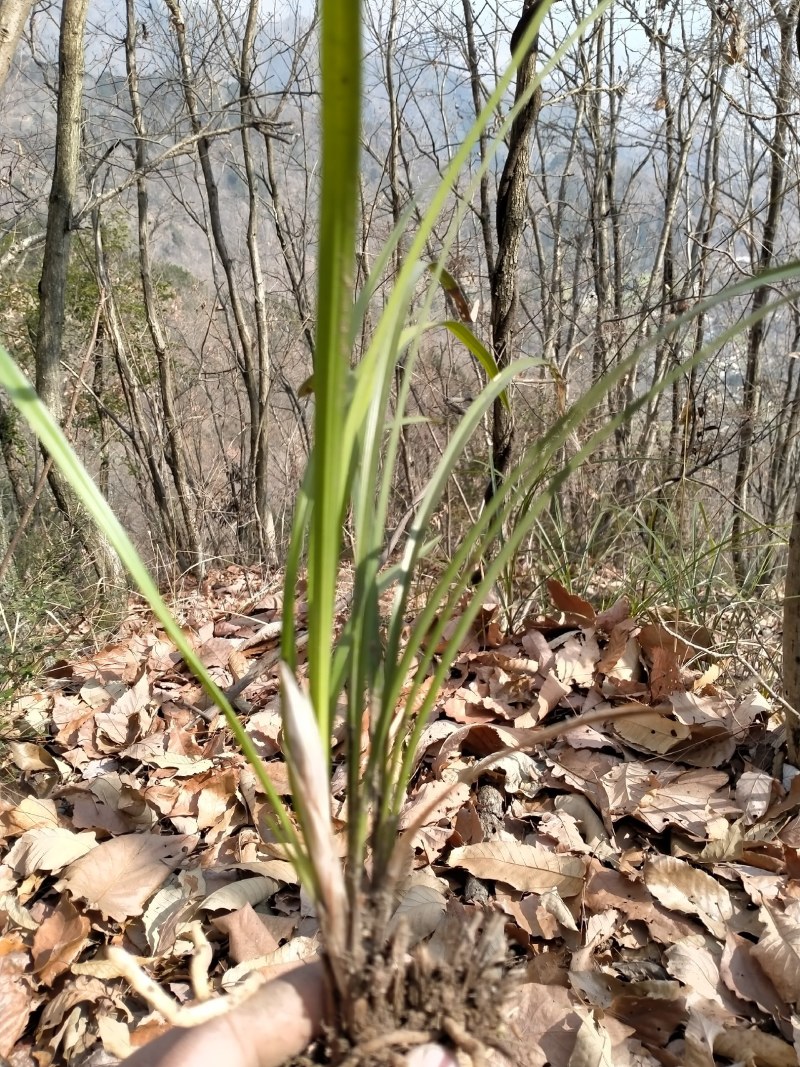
[443,320,510,411]
[309,0,362,742]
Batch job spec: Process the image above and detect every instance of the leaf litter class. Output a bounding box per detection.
[2,565,800,1065]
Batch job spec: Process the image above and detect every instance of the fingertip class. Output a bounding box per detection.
[405,1043,460,1067]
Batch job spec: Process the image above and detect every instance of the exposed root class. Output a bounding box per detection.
[338,1029,436,1066]
[317,906,519,1067]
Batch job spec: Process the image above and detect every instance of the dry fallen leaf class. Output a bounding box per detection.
[201,874,278,913]
[7,741,60,773]
[751,902,800,1006]
[0,795,61,836]
[568,1011,613,1067]
[31,897,91,986]
[389,880,447,944]
[612,709,691,753]
[547,579,595,624]
[664,933,746,1015]
[4,564,794,1064]
[644,855,733,938]
[449,841,585,896]
[6,826,98,876]
[736,770,776,825]
[220,934,319,988]
[0,942,34,1057]
[714,1027,796,1067]
[58,833,193,922]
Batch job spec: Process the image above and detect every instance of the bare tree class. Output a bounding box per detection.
[487,1,542,501]
[34,0,121,583]
[732,0,800,587]
[163,0,281,563]
[3,0,800,604]
[124,0,203,573]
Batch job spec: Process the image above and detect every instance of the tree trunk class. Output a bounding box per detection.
[731,0,800,587]
[487,0,542,504]
[0,0,34,92]
[35,0,88,422]
[462,0,495,279]
[783,478,800,763]
[34,0,121,585]
[165,0,275,562]
[125,0,203,574]
[236,0,277,565]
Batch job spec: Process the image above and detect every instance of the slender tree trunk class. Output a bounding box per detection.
[384,0,415,512]
[35,0,88,423]
[783,478,800,762]
[237,0,277,564]
[764,311,800,545]
[92,315,109,498]
[487,0,542,503]
[165,0,275,561]
[732,0,800,586]
[264,133,315,358]
[94,251,179,558]
[462,0,495,280]
[34,0,121,585]
[0,0,34,92]
[125,0,203,574]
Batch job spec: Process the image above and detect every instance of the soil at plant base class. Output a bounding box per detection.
[285,908,520,1066]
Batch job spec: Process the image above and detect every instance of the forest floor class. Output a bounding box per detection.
[1,564,799,1066]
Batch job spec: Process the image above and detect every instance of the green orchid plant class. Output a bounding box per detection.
[1,0,798,1049]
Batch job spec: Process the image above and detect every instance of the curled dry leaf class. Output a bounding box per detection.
[482,750,543,797]
[38,973,113,1033]
[449,841,586,896]
[142,879,198,955]
[389,880,448,945]
[5,826,97,876]
[638,621,714,664]
[399,778,471,831]
[97,1013,132,1059]
[31,897,91,986]
[220,934,319,988]
[0,795,61,836]
[721,931,785,1017]
[200,875,277,913]
[554,795,611,852]
[546,579,595,624]
[540,887,578,932]
[751,902,800,1006]
[594,595,632,632]
[664,933,745,1015]
[683,1007,724,1066]
[634,769,733,838]
[0,891,38,931]
[503,981,583,1067]
[7,741,59,773]
[714,1027,797,1067]
[736,770,776,825]
[213,902,293,963]
[595,619,640,677]
[554,632,601,689]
